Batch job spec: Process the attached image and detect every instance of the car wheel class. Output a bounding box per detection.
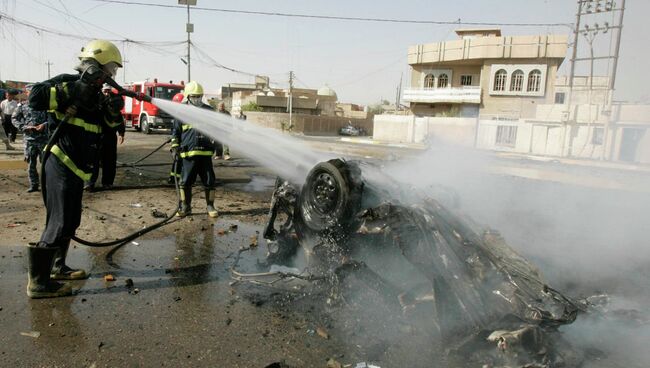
[140,115,151,134]
[297,159,363,236]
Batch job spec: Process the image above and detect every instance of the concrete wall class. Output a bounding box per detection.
[245,111,373,136]
[373,115,477,146]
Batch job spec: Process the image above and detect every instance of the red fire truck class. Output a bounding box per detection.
[122,79,184,134]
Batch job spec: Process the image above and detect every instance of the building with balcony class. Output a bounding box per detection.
[405,29,568,119]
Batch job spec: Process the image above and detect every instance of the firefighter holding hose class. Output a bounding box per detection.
[26,40,125,298]
[171,81,219,218]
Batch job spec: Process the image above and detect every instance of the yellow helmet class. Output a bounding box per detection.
[183,81,204,97]
[78,40,123,67]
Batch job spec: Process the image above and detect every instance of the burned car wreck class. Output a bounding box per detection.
[249,159,585,367]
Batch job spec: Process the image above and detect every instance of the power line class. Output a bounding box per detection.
[89,0,573,28]
[190,43,258,77]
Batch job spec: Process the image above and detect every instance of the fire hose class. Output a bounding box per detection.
[39,74,181,248]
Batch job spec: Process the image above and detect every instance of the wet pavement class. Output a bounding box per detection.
[0,219,339,367]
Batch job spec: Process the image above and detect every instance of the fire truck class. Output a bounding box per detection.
[121,79,184,134]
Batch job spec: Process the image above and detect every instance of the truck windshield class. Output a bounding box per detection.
[154,86,183,100]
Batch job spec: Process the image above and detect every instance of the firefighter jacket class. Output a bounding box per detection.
[12,103,49,145]
[29,73,124,182]
[170,102,217,159]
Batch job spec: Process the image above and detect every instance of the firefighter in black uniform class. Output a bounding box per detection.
[85,84,126,190]
[168,92,185,184]
[27,40,124,298]
[171,81,219,218]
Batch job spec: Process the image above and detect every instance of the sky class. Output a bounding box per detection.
[0,0,647,105]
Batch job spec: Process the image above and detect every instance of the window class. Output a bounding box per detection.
[460,75,473,86]
[437,73,449,88]
[592,127,604,145]
[510,70,524,91]
[424,74,435,88]
[494,69,507,91]
[496,125,517,147]
[554,92,565,104]
[527,69,542,92]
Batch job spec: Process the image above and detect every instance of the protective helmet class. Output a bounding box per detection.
[183,81,203,97]
[78,40,123,67]
[172,92,184,103]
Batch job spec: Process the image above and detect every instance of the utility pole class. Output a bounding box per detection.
[121,42,129,84]
[562,0,623,159]
[179,0,196,82]
[287,71,294,130]
[45,60,53,79]
[395,72,403,111]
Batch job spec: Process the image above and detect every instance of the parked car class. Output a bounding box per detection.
[339,122,365,136]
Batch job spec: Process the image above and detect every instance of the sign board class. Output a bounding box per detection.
[178,0,197,5]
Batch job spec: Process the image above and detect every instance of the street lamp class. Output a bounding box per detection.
[178,0,196,82]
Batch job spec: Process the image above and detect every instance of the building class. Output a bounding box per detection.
[228,78,338,116]
[403,29,568,119]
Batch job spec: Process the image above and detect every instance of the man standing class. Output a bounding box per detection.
[1,90,19,142]
[171,81,219,218]
[12,84,49,192]
[85,84,125,190]
[27,39,125,298]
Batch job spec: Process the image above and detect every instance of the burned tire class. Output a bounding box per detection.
[298,159,363,236]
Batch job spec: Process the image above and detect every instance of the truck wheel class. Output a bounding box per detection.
[297,159,363,236]
[140,115,151,134]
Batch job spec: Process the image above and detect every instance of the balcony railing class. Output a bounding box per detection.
[403,86,481,104]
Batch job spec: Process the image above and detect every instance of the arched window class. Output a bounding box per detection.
[437,73,449,88]
[510,70,524,91]
[493,69,507,91]
[424,74,435,89]
[527,69,542,92]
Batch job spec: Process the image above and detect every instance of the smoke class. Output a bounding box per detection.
[376,143,650,366]
[153,98,332,184]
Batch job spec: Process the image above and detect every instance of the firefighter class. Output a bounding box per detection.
[26,39,124,298]
[171,81,219,218]
[11,84,49,192]
[168,92,185,184]
[85,84,126,191]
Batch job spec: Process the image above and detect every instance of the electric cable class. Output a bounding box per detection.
[89,0,573,29]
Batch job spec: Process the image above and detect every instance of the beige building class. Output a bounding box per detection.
[228,79,338,116]
[404,29,568,119]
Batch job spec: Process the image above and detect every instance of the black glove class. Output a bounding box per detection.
[104,92,124,117]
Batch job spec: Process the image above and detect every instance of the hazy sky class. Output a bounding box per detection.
[0,0,647,104]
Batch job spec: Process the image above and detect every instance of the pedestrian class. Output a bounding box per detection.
[26,39,124,298]
[85,84,125,191]
[237,110,247,120]
[12,84,49,192]
[0,119,14,150]
[216,101,230,160]
[171,81,219,218]
[1,89,19,142]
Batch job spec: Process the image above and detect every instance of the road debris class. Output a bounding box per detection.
[257,158,585,367]
[103,274,115,282]
[130,203,143,208]
[316,326,329,339]
[151,209,167,218]
[20,331,40,338]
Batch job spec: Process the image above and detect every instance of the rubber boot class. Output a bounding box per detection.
[176,187,192,217]
[27,246,73,299]
[50,240,88,280]
[205,189,219,218]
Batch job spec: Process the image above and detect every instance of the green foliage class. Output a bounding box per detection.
[242,102,263,112]
[367,105,385,115]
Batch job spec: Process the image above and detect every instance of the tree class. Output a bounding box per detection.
[241,102,263,112]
